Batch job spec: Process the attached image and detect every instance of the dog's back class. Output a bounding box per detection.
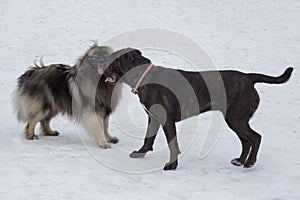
[14,64,73,122]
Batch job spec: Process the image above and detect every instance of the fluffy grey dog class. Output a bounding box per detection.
[13,44,120,148]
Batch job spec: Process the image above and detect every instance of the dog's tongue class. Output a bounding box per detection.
[105,76,115,83]
[97,66,104,75]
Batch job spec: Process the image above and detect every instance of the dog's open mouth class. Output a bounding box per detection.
[97,64,116,83]
[105,76,116,83]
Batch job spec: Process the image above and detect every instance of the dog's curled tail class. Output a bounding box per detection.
[249,67,294,84]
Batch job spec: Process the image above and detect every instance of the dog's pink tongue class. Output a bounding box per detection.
[98,67,104,75]
[105,77,114,83]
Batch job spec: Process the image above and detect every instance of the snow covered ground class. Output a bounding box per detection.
[1,0,300,199]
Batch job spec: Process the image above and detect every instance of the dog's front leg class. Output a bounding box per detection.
[81,112,110,149]
[162,120,181,170]
[103,116,119,144]
[130,116,160,158]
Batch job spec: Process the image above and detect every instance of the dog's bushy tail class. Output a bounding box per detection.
[248,67,293,84]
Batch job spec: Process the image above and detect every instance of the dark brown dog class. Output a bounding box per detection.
[103,48,293,170]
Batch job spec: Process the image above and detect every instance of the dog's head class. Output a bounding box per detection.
[103,48,151,83]
[77,43,113,75]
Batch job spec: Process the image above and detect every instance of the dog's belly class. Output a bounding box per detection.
[174,99,213,122]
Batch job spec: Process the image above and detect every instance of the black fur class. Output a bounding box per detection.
[104,48,293,170]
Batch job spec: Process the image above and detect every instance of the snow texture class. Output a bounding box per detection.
[1,0,300,199]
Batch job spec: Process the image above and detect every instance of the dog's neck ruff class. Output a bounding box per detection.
[131,63,154,94]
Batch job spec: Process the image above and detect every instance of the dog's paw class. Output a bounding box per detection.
[244,159,256,168]
[46,131,60,136]
[99,143,111,149]
[129,151,146,158]
[231,158,244,166]
[26,134,39,140]
[108,137,119,144]
[163,160,178,171]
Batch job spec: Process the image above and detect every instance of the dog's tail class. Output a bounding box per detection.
[248,67,293,84]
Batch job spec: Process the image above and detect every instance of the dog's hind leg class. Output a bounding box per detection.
[225,119,252,166]
[242,125,261,168]
[226,116,261,168]
[232,136,251,166]
[25,111,44,140]
[81,112,110,149]
[225,88,261,168]
[130,116,160,158]
[103,116,119,144]
[40,111,59,136]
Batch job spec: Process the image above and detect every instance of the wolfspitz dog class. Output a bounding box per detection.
[13,44,120,148]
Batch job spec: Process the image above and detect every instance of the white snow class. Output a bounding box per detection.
[1,0,300,199]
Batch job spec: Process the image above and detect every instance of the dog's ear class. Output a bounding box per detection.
[127,49,142,63]
[117,54,129,74]
[119,52,133,73]
[118,49,147,73]
[128,52,135,63]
